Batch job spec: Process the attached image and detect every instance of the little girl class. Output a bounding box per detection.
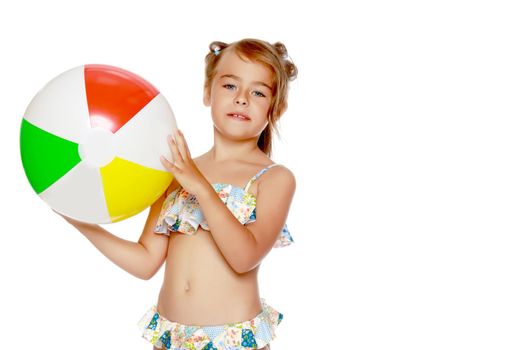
[57,38,297,350]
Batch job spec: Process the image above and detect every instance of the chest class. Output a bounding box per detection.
[167,162,262,199]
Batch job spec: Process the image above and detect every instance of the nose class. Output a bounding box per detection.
[235,98,247,106]
[235,92,248,106]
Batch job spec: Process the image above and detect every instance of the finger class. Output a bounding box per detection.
[172,127,186,161]
[159,155,170,170]
[160,154,177,172]
[179,129,192,158]
[175,129,189,161]
[167,134,183,164]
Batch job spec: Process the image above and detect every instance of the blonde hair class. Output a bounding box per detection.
[204,38,298,157]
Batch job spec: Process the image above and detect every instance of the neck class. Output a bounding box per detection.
[207,127,262,163]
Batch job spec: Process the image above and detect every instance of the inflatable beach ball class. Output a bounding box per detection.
[20,64,177,224]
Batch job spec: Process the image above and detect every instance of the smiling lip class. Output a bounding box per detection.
[228,112,251,120]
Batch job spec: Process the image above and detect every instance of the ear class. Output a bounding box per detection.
[203,85,211,106]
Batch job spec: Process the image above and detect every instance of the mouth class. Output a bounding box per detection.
[227,113,251,121]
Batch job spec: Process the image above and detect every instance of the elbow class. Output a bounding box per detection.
[236,264,259,275]
[136,270,153,280]
[231,245,262,274]
[139,270,156,280]
[138,253,166,280]
[232,258,259,275]
[140,271,154,280]
[236,267,253,275]
[138,264,161,280]
[233,265,247,275]
[229,258,248,274]
[233,266,249,275]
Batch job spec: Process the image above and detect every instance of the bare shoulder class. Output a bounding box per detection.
[270,163,295,179]
[259,164,296,194]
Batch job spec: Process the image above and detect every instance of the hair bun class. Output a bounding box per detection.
[209,41,228,54]
[273,42,288,59]
[273,42,297,81]
[285,61,298,81]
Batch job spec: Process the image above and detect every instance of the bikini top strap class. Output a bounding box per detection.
[243,164,281,192]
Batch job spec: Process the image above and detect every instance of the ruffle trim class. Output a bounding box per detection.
[137,298,283,350]
[154,184,256,236]
[154,185,294,248]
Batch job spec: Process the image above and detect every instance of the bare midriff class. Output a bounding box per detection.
[156,227,262,326]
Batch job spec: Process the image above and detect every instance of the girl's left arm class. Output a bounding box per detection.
[160,128,296,274]
[196,167,295,274]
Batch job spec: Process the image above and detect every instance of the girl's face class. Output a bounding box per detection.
[204,49,274,140]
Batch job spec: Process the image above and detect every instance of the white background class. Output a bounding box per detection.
[1,0,524,349]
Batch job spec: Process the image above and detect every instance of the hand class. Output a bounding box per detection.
[160,128,210,196]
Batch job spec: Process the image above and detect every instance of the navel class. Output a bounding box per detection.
[184,280,191,292]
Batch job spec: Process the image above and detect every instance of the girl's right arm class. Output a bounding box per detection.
[56,179,178,280]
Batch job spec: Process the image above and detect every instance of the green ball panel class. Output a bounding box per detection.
[20,119,82,194]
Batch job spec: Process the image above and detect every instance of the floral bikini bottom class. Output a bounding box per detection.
[137,298,283,350]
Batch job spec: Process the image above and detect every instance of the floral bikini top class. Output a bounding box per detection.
[154,163,294,248]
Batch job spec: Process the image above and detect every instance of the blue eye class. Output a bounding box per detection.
[222,84,266,98]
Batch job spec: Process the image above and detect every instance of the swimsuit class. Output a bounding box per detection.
[153,163,294,248]
[138,298,282,350]
[138,164,294,349]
